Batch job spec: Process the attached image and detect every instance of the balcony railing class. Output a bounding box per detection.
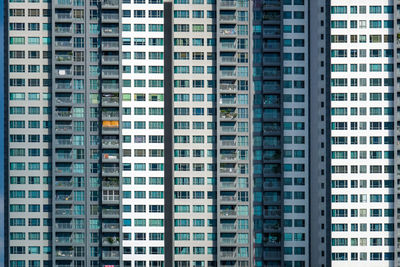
[220,84,237,91]
[102,28,119,34]
[102,153,119,160]
[55,139,72,145]
[220,251,236,258]
[55,237,73,243]
[56,83,72,90]
[56,111,72,118]
[102,41,119,49]
[102,14,119,20]
[221,126,236,132]
[55,55,72,62]
[220,237,236,244]
[220,42,236,49]
[55,27,72,33]
[56,97,72,104]
[221,223,237,230]
[55,41,72,48]
[221,140,236,146]
[220,98,236,104]
[264,210,281,216]
[102,139,119,146]
[55,209,73,216]
[102,251,120,258]
[102,84,119,90]
[102,237,120,245]
[102,55,119,63]
[56,194,73,201]
[55,125,73,132]
[220,210,237,216]
[221,154,236,160]
[102,180,119,187]
[102,0,119,7]
[221,56,237,63]
[220,70,236,77]
[220,0,236,7]
[57,0,72,5]
[55,167,72,174]
[220,29,236,36]
[102,223,120,230]
[102,111,119,118]
[102,167,119,174]
[102,195,120,201]
[56,153,72,160]
[103,209,120,216]
[102,69,119,77]
[56,69,72,76]
[221,182,236,188]
[220,167,237,173]
[56,250,73,257]
[102,97,119,104]
[55,222,73,229]
[220,15,236,21]
[55,181,73,187]
[220,196,237,201]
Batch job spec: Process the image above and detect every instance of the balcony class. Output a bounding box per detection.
[55,41,73,48]
[56,250,73,258]
[55,209,73,216]
[102,167,119,175]
[55,138,72,146]
[220,70,236,78]
[220,0,236,7]
[103,209,120,216]
[102,223,120,230]
[102,13,119,21]
[221,154,237,161]
[56,96,72,104]
[221,140,236,147]
[102,180,119,188]
[55,222,73,230]
[221,182,237,189]
[221,56,237,63]
[102,111,119,118]
[56,83,72,90]
[102,69,119,78]
[220,237,236,245]
[56,69,72,77]
[56,194,73,201]
[55,237,73,244]
[220,167,237,174]
[56,152,72,160]
[220,98,236,105]
[102,27,119,36]
[55,26,72,34]
[102,236,120,246]
[220,112,237,120]
[102,97,119,105]
[102,251,120,259]
[220,29,236,36]
[220,15,236,22]
[56,0,72,6]
[263,196,280,203]
[220,210,237,216]
[221,126,236,132]
[55,180,73,187]
[55,111,72,118]
[55,125,73,132]
[263,224,280,231]
[55,166,72,174]
[102,152,119,160]
[55,55,72,62]
[102,55,119,64]
[220,84,237,91]
[102,139,119,147]
[102,83,119,91]
[220,251,236,258]
[220,42,236,49]
[102,41,119,49]
[102,194,120,202]
[221,223,237,230]
[220,196,237,202]
[102,0,119,8]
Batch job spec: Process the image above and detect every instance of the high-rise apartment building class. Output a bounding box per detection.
[4,0,396,267]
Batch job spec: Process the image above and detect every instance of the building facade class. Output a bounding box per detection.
[4,0,345,266]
